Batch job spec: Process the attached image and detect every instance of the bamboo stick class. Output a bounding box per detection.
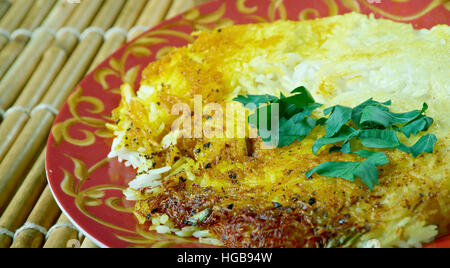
[112,0,148,30]
[10,186,61,248]
[167,0,191,19]
[0,47,66,162]
[43,214,79,248]
[39,0,126,110]
[81,238,100,248]
[0,149,47,248]
[0,0,63,80]
[0,109,54,215]
[0,1,107,214]
[0,0,124,221]
[90,0,147,68]
[166,0,209,19]
[0,0,104,114]
[136,0,173,29]
[0,0,35,50]
[129,0,208,40]
[0,1,103,161]
[128,0,173,40]
[41,0,79,33]
[18,0,57,31]
[0,0,12,21]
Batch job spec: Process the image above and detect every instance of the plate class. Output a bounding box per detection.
[46,0,450,248]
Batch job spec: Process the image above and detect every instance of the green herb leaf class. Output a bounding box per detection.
[329,142,352,154]
[305,160,379,191]
[279,102,321,120]
[354,150,390,166]
[277,115,317,147]
[316,117,327,126]
[401,116,434,138]
[278,88,321,120]
[359,129,400,149]
[291,86,316,104]
[389,109,424,125]
[398,134,437,158]
[359,103,428,129]
[312,126,360,155]
[340,142,352,154]
[306,161,360,182]
[237,87,322,148]
[323,105,353,138]
[248,103,278,143]
[360,105,392,129]
[352,99,391,128]
[306,151,389,191]
[233,95,278,110]
[353,160,379,191]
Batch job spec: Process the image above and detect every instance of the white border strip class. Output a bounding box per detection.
[0,25,153,44]
[46,222,82,240]
[127,26,149,41]
[31,104,59,116]
[56,27,81,40]
[33,27,56,38]
[4,106,29,118]
[81,26,104,40]
[105,27,127,39]
[0,228,14,238]
[10,29,32,40]
[13,222,48,241]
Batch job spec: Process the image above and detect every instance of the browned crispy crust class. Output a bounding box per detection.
[132,136,448,248]
[136,167,366,248]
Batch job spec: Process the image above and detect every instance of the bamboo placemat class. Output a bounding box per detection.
[0,0,211,248]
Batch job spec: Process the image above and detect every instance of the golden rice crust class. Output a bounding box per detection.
[111,13,450,247]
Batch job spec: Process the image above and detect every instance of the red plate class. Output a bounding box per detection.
[46,0,450,248]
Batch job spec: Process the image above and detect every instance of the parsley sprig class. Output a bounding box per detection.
[234,87,437,191]
[306,150,389,191]
[235,86,323,147]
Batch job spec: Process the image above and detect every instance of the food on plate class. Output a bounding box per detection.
[107,13,450,248]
